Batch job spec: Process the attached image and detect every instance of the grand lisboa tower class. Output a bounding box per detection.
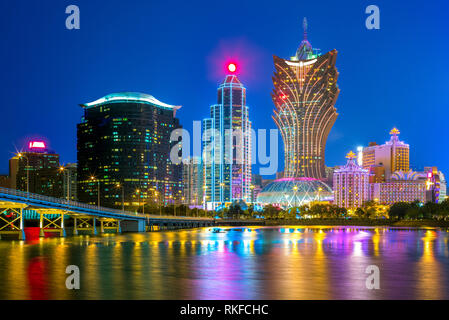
[258,18,338,208]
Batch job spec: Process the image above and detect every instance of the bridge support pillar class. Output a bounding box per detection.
[39,213,45,237]
[92,218,97,235]
[60,213,66,237]
[73,217,78,235]
[100,220,105,234]
[18,208,25,240]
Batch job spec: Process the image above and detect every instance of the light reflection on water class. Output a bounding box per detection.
[0,226,448,300]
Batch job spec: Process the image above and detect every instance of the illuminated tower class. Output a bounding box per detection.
[272,18,339,179]
[203,66,252,210]
[333,151,370,209]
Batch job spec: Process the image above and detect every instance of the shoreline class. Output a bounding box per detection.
[261,219,449,229]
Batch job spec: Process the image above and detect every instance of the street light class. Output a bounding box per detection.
[90,176,100,208]
[317,187,323,202]
[136,188,141,215]
[17,153,29,194]
[154,190,162,216]
[116,183,124,212]
[293,185,298,208]
[59,166,70,203]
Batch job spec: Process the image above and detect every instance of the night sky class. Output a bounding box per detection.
[1,0,448,178]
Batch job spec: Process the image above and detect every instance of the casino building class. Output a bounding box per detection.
[272,18,339,179]
[258,18,338,208]
[77,92,183,209]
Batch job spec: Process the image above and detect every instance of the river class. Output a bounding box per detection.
[0,226,448,300]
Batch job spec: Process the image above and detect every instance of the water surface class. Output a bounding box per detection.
[0,226,448,300]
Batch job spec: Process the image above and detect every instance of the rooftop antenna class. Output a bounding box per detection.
[303,17,308,40]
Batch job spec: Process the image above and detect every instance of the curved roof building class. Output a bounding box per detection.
[257,177,332,208]
[77,92,183,209]
[272,18,340,179]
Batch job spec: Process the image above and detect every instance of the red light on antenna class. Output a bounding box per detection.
[227,63,237,73]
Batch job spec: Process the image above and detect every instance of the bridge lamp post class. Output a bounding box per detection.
[154,191,162,216]
[18,153,29,194]
[59,166,70,204]
[90,176,100,208]
[116,183,124,212]
[136,189,141,215]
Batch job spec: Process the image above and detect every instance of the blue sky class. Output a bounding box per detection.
[1,0,448,178]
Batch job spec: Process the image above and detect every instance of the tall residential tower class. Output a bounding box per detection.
[202,73,252,210]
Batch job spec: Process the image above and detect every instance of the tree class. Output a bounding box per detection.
[263,204,281,219]
[388,202,410,220]
[227,203,244,219]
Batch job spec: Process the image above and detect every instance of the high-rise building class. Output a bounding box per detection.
[182,156,202,206]
[202,74,252,210]
[362,128,410,180]
[77,92,183,209]
[272,18,339,179]
[9,141,64,197]
[333,151,370,209]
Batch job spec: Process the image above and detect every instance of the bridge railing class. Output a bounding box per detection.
[0,186,142,218]
[0,187,214,221]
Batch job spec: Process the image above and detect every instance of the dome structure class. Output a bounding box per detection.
[257,177,333,208]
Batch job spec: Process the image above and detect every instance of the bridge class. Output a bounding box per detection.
[0,187,215,240]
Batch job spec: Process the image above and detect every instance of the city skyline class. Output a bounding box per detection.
[1,0,448,178]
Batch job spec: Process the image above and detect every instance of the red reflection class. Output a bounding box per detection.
[27,257,49,300]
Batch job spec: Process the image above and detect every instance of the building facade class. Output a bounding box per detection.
[333,151,370,209]
[9,141,64,198]
[272,18,339,179]
[202,75,252,210]
[77,92,183,209]
[362,128,410,180]
[371,181,427,205]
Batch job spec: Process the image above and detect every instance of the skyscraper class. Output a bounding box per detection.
[333,151,370,209]
[77,92,183,209]
[362,128,410,180]
[272,18,340,179]
[202,73,252,210]
[9,141,64,198]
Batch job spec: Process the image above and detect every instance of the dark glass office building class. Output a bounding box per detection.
[77,92,183,209]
